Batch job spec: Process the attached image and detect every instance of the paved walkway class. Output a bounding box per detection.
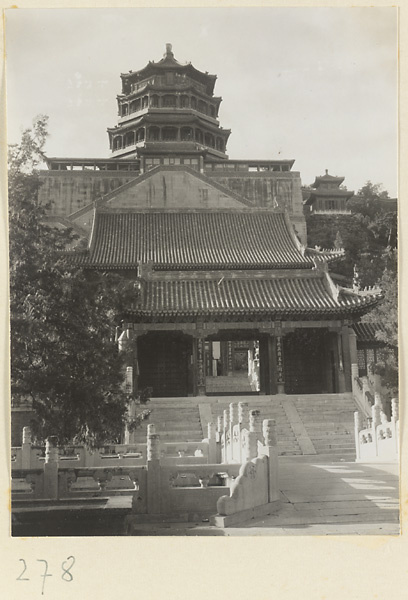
[128,456,399,536]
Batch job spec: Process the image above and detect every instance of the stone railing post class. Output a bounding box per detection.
[222,409,229,463]
[391,398,399,454]
[354,411,362,461]
[237,402,249,463]
[22,426,32,469]
[248,410,261,460]
[249,409,262,436]
[391,398,399,422]
[146,425,161,514]
[216,416,223,463]
[362,378,370,401]
[229,402,238,426]
[238,402,249,429]
[262,419,279,502]
[374,392,383,410]
[351,363,359,395]
[229,403,238,462]
[44,437,59,500]
[371,403,381,458]
[207,422,217,463]
[216,416,222,439]
[372,396,382,429]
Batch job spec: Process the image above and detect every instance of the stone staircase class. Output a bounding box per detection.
[291,393,357,456]
[209,397,301,456]
[206,375,254,395]
[131,393,360,457]
[132,399,203,443]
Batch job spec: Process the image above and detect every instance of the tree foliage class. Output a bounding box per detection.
[362,249,398,394]
[306,180,398,394]
[9,116,135,447]
[306,181,397,287]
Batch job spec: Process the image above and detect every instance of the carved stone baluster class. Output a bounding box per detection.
[372,402,381,430]
[222,409,229,463]
[391,398,399,422]
[229,402,237,426]
[354,411,362,432]
[262,419,279,502]
[44,437,59,500]
[147,433,161,462]
[223,409,229,431]
[354,411,362,460]
[248,410,261,460]
[249,409,261,434]
[22,427,32,469]
[238,402,249,429]
[146,426,161,514]
[228,403,238,462]
[391,398,399,454]
[262,419,277,447]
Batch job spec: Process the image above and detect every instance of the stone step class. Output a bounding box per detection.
[313,440,354,447]
[141,432,203,442]
[154,424,202,432]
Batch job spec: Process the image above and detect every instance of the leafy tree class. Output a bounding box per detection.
[9,116,137,447]
[362,249,398,394]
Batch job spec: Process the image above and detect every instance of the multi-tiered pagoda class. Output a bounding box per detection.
[107,43,230,163]
[39,45,381,399]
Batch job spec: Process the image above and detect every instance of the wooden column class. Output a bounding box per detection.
[336,330,346,393]
[341,324,354,392]
[324,332,337,393]
[258,331,281,395]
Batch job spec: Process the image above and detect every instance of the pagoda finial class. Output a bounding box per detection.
[165,43,173,57]
[325,169,328,175]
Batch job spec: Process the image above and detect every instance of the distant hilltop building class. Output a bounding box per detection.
[37,45,380,399]
[303,170,354,215]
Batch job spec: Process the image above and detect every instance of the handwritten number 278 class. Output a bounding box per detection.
[17,557,75,594]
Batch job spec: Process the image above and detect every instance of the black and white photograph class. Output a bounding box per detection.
[5,5,399,546]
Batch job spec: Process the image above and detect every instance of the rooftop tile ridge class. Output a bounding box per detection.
[306,246,345,262]
[282,210,306,255]
[140,268,322,281]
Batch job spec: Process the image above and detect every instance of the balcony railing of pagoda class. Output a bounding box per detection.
[311,209,352,215]
[205,161,292,173]
[354,396,399,463]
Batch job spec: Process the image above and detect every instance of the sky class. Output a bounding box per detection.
[4,7,398,196]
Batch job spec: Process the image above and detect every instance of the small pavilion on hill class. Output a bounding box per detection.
[38,45,381,399]
[303,170,354,215]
